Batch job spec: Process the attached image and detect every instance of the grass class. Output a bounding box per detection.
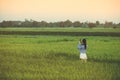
[0,27,120,32]
[0,35,120,80]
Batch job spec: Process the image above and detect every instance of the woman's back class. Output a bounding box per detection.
[78,44,86,53]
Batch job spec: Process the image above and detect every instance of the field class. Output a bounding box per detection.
[0,28,120,36]
[0,27,120,32]
[0,28,120,80]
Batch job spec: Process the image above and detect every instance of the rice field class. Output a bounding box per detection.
[0,27,120,32]
[0,34,120,80]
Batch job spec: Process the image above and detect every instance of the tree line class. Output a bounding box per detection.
[0,19,120,28]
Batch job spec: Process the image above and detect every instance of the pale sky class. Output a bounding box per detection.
[0,0,120,23]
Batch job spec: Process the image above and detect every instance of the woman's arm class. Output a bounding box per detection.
[77,44,82,49]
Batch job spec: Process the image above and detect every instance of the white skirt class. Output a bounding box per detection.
[80,53,87,59]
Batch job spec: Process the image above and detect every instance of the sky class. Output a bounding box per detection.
[0,0,120,23]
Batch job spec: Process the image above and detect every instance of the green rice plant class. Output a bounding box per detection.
[0,27,120,32]
[0,35,120,80]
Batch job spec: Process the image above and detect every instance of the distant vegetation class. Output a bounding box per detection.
[0,27,120,36]
[0,19,120,28]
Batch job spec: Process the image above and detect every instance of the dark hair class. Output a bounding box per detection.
[82,38,87,49]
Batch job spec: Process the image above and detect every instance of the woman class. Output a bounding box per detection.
[78,38,87,62]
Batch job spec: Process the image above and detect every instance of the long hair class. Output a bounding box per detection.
[82,39,87,49]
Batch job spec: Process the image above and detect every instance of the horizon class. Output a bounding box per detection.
[0,19,119,24]
[0,0,120,23]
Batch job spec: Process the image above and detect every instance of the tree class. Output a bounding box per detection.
[104,21,113,28]
[73,21,81,27]
[32,21,38,27]
[88,23,96,28]
[96,21,100,26]
[57,21,65,27]
[63,20,73,27]
[40,21,48,27]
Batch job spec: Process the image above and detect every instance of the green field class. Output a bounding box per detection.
[0,34,120,80]
[0,27,120,32]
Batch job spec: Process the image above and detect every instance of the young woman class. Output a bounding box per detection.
[78,38,87,62]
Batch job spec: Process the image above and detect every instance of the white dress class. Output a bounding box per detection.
[80,53,87,59]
